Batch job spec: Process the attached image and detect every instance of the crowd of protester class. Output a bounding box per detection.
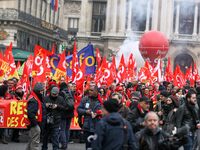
[0,77,200,150]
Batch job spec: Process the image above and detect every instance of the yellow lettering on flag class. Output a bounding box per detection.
[53,69,66,81]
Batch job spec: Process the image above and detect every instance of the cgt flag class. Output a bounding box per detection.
[66,44,96,76]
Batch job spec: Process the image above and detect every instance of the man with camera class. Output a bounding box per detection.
[42,87,66,150]
[175,89,200,150]
[136,111,187,150]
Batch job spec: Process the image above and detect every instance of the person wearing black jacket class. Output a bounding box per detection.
[175,89,200,150]
[59,82,74,150]
[42,87,66,150]
[127,96,150,133]
[92,98,138,150]
[136,111,185,150]
[77,85,102,149]
[26,82,46,150]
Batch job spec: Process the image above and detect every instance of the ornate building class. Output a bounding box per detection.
[64,0,200,72]
[0,0,67,59]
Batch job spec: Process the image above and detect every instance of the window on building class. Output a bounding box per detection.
[131,0,151,31]
[179,2,194,34]
[91,2,106,34]
[173,1,195,35]
[68,18,79,32]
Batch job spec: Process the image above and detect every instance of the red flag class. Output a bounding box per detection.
[94,57,107,86]
[4,43,17,76]
[110,56,117,79]
[54,0,58,11]
[193,63,199,80]
[72,41,79,82]
[25,55,34,76]
[51,43,55,54]
[151,59,162,83]
[185,65,195,87]
[16,61,21,71]
[116,54,126,84]
[18,61,30,99]
[164,57,173,82]
[0,51,3,60]
[138,60,151,83]
[96,48,102,68]
[138,67,149,83]
[53,50,66,81]
[104,63,114,86]
[32,45,47,84]
[127,53,136,81]
[76,59,86,91]
[173,65,185,88]
[67,51,70,56]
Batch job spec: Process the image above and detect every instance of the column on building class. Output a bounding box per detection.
[85,1,93,35]
[58,0,64,26]
[26,0,30,13]
[36,0,41,18]
[193,2,198,36]
[46,1,50,22]
[166,0,173,36]
[118,0,126,34]
[31,0,35,16]
[127,0,132,32]
[145,0,151,31]
[152,0,159,30]
[105,0,112,33]
[78,0,87,35]
[111,0,118,34]
[174,1,180,34]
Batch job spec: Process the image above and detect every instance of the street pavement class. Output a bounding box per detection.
[0,142,85,150]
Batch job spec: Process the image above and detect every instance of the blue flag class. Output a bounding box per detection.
[66,44,96,76]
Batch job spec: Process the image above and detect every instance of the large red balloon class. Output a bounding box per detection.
[139,31,169,65]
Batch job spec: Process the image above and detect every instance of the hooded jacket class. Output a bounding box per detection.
[92,112,139,150]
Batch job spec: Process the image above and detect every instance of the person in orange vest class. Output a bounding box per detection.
[26,82,46,150]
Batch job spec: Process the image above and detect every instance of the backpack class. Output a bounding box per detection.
[62,91,74,111]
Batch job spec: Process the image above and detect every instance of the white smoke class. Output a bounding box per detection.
[116,35,144,69]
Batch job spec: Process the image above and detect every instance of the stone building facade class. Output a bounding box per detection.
[64,0,200,72]
[0,0,67,54]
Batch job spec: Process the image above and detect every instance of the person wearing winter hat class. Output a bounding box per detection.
[26,82,46,150]
[42,86,66,150]
[92,98,139,150]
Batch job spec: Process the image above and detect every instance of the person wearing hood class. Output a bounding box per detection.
[26,82,46,150]
[42,86,66,150]
[59,82,75,150]
[92,98,138,150]
[77,85,102,149]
